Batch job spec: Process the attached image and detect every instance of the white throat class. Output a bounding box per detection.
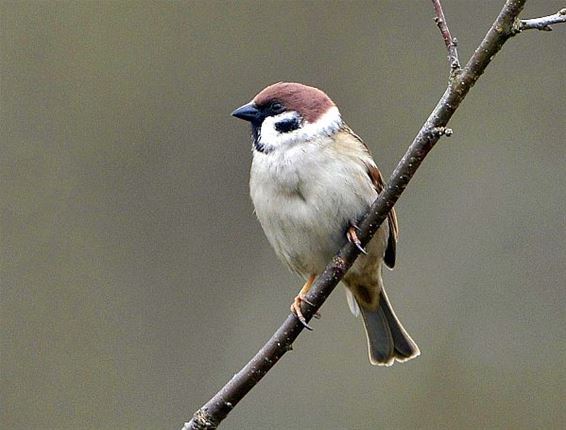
[256,106,342,153]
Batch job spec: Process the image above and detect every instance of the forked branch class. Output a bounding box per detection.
[182,1,564,428]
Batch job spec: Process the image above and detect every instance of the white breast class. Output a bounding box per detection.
[250,134,379,277]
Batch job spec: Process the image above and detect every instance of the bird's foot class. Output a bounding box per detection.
[290,294,320,330]
[347,223,367,255]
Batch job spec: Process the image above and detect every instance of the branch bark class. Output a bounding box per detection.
[182,1,564,428]
[432,0,461,73]
[516,7,566,31]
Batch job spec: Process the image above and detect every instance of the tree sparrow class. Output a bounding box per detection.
[232,82,419,366]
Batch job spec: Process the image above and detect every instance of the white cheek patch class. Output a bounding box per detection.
[258,106,342,153]
[259,111,300,146]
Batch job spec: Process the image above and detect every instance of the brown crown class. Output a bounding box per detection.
[253,82,335,123]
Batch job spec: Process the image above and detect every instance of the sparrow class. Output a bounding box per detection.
[232,82,419,366]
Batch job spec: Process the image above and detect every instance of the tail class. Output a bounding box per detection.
[357,288,420,366]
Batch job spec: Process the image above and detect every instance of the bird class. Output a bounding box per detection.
[231,82,419,366]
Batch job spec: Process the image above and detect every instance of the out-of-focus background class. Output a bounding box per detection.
[2,1,565,429]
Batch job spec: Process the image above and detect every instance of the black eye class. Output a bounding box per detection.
[270,102,284,113]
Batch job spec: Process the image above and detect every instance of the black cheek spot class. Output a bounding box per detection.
[275,117,300,133]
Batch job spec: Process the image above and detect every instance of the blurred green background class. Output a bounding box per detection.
[2,1,565,429]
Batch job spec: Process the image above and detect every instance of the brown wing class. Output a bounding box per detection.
[365,162,398,269]
[341,125,398,269]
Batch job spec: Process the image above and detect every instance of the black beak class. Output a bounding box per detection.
[231,102,261,122]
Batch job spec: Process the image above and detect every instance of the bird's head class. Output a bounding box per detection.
[232,82,342,153]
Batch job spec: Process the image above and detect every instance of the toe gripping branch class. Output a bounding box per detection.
[290,274,319,330]
[347,223,367,255]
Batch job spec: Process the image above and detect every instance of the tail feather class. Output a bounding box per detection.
[359,288,420,366]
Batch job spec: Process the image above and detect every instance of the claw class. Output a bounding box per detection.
[301,296,315,307]
[300,296,321,319]
[347,225,367,255]
[291,295,314,330]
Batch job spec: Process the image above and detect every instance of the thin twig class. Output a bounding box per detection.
[182,1,565,428]
[515,8,566,32]
[432,0,461,74]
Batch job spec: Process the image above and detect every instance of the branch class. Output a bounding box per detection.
[516,8,566,32]
[432,0,461,73]
[182,1,564,428]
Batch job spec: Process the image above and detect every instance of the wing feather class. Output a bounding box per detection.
[340,125,398,269]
